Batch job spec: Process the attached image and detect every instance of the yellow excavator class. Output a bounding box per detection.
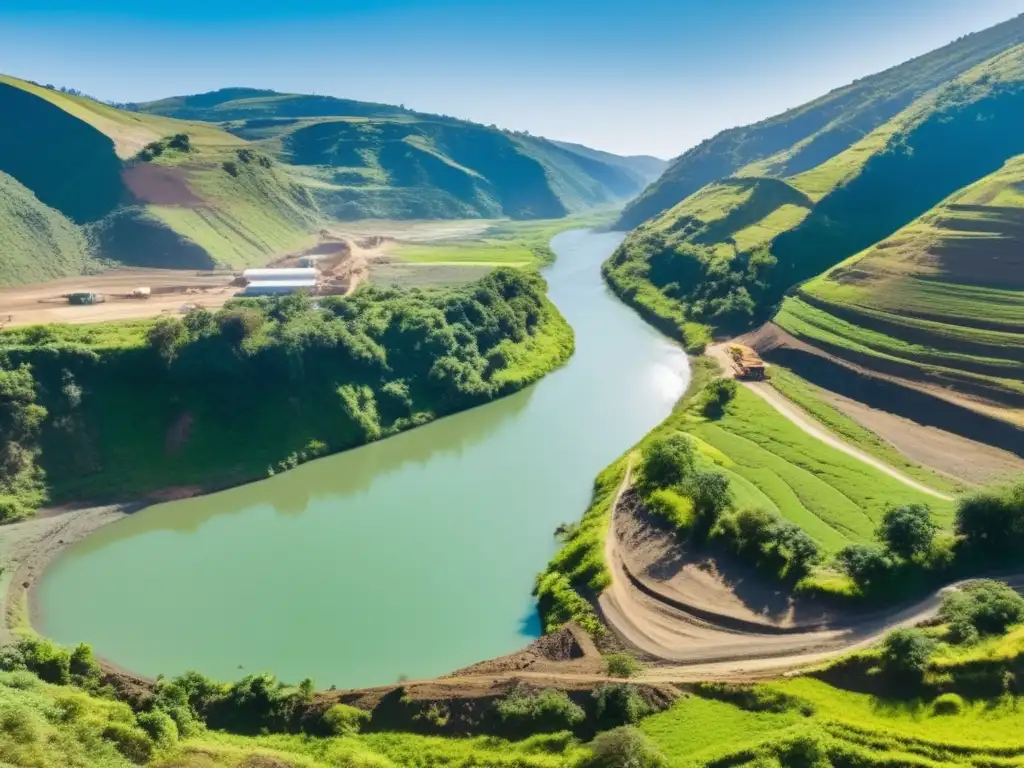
[728,344,767,381]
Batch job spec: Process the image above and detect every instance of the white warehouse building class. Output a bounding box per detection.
[241,279,317,297]
[242,267,317,282]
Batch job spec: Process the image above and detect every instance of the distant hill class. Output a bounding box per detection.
[604,40,1024,350]
[617,13,1024,230]
[132,89,666,221]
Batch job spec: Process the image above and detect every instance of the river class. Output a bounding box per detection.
[37,229,690,689]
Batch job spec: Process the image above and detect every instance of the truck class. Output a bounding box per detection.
[67,292,106,305]
[728,344,767,381]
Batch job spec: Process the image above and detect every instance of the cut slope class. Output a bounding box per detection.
[0,172,90,284]
[776,153,1024,421]
[618,12,1024,229]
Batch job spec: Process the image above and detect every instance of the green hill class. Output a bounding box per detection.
[776,153,1024,423]
[617,12,1024,230]
[133,89,666,221]
[605,43,1024,349]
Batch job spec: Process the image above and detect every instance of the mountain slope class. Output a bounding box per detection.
[0,77,321,284]
[618,13,1024,230]
[776,153,1024,422]
[133,89,663,221]
[605,43,1024,349]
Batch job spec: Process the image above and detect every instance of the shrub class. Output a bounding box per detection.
[685,470,732,533]
[940,579,1024,643]
[604,653,644,679]
[17,638,70,685]
[495,688,585,734]
[322,703,371,736]
[592,684,652,729]
[880,628,936,685]
[644,487,694,532]
[581,726,668,768]
[102,722,155,763]
[773,732,830,768]
[955,483,1024,557]
[217,307,264,346]
[931,693,965,716]
[137,709,178,748]
[715,506,821,579]
[877,503,937,561]
[167,133,192,151]
[702,378,737,418]
[835,544,894,592]
[639,434,695,491]
[69,643,100,684]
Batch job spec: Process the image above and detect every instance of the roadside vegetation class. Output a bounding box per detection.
[0,268,572,514]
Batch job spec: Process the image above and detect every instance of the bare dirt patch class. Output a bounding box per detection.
[122,164,203,207]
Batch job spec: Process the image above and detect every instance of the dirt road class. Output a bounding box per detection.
[706,343,952,501]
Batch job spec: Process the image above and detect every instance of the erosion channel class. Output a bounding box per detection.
[36,229,691,690]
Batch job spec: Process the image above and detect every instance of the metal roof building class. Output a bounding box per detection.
[242,268,318,282]
[241,279,317,297]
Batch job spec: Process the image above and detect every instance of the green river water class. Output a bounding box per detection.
[38,229,690,689]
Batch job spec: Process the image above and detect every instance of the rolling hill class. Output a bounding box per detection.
[604,41,1024,350]
[132,89,667,221]
[617,12,1024,230]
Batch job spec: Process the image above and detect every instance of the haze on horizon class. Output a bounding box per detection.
[2,0,1023,158]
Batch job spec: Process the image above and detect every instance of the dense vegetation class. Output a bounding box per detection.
[617,12,1024,229]
[0,268,571,513]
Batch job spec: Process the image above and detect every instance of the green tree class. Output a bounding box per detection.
[879,628,935,685]
[639,434,695,491]
[582,727,668,768]
[877,503,937,560]
[836,544,894,592]
[940,579,1024,643]
[147,317,187,365]
[0,363,47,521]
[955,484,1024,557]
[217,307,264,347]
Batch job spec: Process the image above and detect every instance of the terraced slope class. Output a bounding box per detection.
[605,44,1024,349]
[618,12,1024,229]
[776,153,1024,423]
[134,90,666,221]
[0,77,321,283]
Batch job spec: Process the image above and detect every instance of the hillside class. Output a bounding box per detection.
[618,12,1024,229]
[0,76,321,284]
[605,42,1024,350]
[776,153,1024,423]
[133,89,666,221]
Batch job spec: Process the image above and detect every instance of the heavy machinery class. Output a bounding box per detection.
[728,344,767,380]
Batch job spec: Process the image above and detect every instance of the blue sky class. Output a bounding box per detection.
[2,0,1023,157]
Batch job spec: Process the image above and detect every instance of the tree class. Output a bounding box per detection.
[639,434,695,491]
[955,485,1024,557]
[877,503,937,560]
[217,307,264,347]
[687,470,731,526]
[582,727,668,768]
[879,628,935,685]
[836,544,894,592]
[147,317,187,365]
[940,580,1024,643]
[0,363,47,521]
[702,379,737,418]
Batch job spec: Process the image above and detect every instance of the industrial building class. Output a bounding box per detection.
[240,267,319,297]
[242,268,317,282]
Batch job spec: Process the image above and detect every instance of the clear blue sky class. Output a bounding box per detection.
[2,0,1023,157]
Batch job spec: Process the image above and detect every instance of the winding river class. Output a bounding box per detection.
[38,229,690,689]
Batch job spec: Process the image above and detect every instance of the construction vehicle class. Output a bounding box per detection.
[728,344,767,380]
[129,287,151,299]
[67,292,106,305]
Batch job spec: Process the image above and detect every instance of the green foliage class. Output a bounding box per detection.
[702,378,737,418]
[930,693,965,716]
[592,684,652,730]
[644,487,694,533]
[639,433,695,493]
[835,544,895,593]
[136,708,178,748]
[494,688,586,735]
[880,628,937,685]
[101,721,154,763]
[581,726,668,768]
[604,653,644,679]
[955,482,1024,558]
[876,503,938,561]
[940,579,1024,644]
[715,506,822,579]
[0,361,47,521]
[322,703,371,736]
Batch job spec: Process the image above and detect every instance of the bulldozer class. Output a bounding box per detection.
[728,344,767,381]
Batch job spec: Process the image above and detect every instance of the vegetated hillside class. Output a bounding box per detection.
[0,268,571,511]
[0,76,322,284]
[776,153,1024,422]
[605,43,1024,350]
[134,89,663,221]
[618,12,1024,229]
[0,171,90,284]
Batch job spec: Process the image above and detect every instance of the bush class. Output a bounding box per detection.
[581,726,668,768]
[940,579,1024,644]
[931,692,965,716]
[604,653,644,679]
[322,703,371,736]
[68,643,100,684]
[644,487,694,532]
[686,470,732,528]
[495,688,585,735]
[17,638,70,685]
[715,507,821,579]
[879,628,936,685]
[217,307,264,346]
[639,433,696,492]
[955,483,1024,558]
[877,503,937,561]
[835,544,894,593]
[137,709,178,748]
[592,684,652,729]
[702,378,738,418]
[773,732,830,768]
[102,722,155,763]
